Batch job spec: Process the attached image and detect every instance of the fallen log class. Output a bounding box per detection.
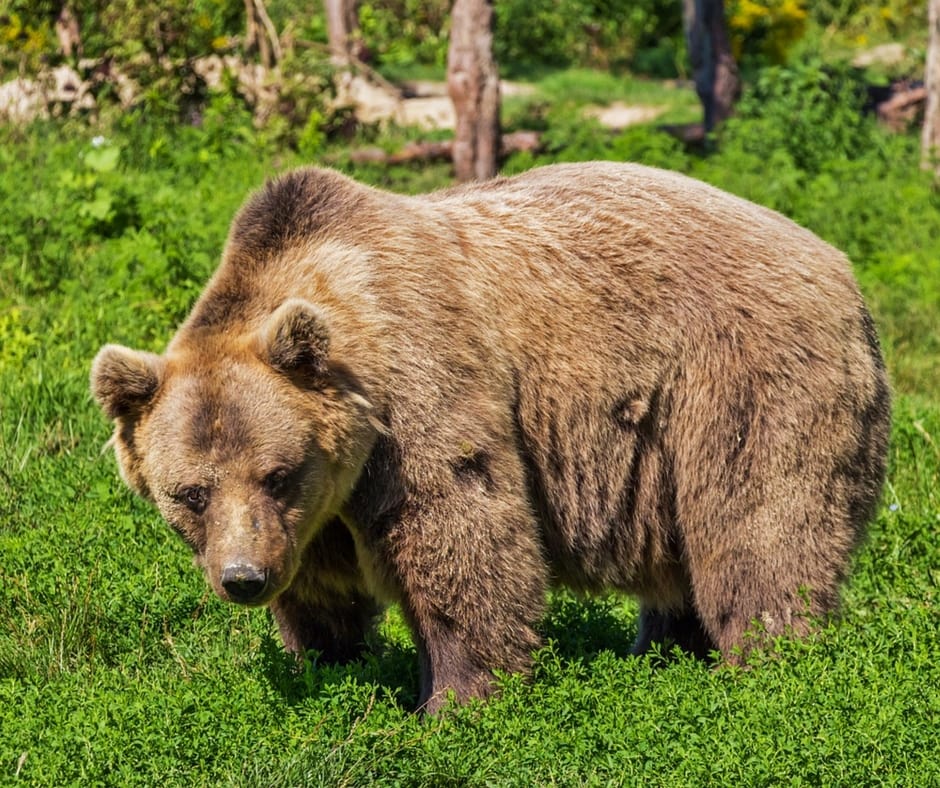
[348,130,542,166]
[875,83,926,133]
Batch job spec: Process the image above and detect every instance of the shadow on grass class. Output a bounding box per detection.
[260,626,421,709]
[541,591,640,662]
[260,591,649,709]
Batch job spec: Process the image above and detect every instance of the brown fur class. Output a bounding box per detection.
[91,162,890,713]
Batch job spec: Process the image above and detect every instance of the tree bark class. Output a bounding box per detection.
[683,0,739,131]
[923,0,940,171]
[325,0,360,64]
[447,0,500,181]
[55,4,82,60]
[244,0,281,68]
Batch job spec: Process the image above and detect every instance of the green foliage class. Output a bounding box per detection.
[0,0,242,68]
[808,0,924,41]
[494,0,683,76]
[0,7,55,71]
[720,60,876,174]
[793,1,926,76]
[1,0,310,127]
[268,49,347,151]
[359,0,451,68]
[0,308,38,365]
[350,0,685,76]
[728,0,809,67]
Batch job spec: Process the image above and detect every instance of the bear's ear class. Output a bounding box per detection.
[261,299,331,377]
[91,344,164,420]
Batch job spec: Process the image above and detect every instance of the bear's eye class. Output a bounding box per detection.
[263,468,292,499]
[176,485,209,514]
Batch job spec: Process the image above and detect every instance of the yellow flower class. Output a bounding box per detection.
[1,12,23,43]
[22,24,51,54]
[728,0,808,64]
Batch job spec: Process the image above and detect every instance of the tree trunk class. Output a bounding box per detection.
[447,0,500,181]
[55,4,82,60]
[683,0,739,131]
[923,0,940,172]
[244,0,281,68]
[325,0,360,64]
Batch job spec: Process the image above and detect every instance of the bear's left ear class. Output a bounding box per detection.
[261,299,331,377]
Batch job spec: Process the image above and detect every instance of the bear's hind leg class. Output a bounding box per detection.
[631,606,716,660]
[688,546,838,664]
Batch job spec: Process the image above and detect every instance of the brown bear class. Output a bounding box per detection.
[91,161,890,713]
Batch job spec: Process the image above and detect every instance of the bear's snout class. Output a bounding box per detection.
[220,563,269,604]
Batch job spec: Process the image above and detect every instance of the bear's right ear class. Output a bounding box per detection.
[261,299,331,377]
[91,344,164,420]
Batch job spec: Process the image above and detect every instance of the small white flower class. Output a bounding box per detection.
[91,135,107,148]
[889,503,899,512]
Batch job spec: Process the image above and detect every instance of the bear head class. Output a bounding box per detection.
[91,298,380,607]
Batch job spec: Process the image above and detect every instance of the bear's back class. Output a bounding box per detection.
[416,163,889,594]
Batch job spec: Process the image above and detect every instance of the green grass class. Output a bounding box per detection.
[1,83,939,784]
[533,68,694,109]
[501,68,701,133]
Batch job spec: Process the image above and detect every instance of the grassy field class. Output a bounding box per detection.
[1,69,939,784]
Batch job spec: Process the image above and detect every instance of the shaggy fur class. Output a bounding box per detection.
[92,162,890,713]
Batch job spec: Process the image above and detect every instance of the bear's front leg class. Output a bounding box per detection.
[270,586,380,665]
[269,518,381,664]
[386,484,548,713]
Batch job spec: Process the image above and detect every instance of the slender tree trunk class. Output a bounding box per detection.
[447,0,500,181]
[244,0,281,68]
[55,3,82,60]
[923,0,940,172]
[325,0,360,64]
[683,0,739,131]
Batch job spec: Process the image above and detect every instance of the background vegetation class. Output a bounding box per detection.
[1,1,938,784]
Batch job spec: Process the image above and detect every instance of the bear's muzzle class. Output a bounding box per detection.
[220,563,270,604]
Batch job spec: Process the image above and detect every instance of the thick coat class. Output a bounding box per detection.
[92,162,891,712]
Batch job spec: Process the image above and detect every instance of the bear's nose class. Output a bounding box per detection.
[220,563,268,603]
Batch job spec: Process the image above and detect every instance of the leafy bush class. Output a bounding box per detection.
[494,0,683,76]
[358,0,451,68]
[808,0,924,41]
[344,0,688,76]
[719,60,877,174]
[727,0,809,66]
[0,0,242,69]
[0,5,55,71]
